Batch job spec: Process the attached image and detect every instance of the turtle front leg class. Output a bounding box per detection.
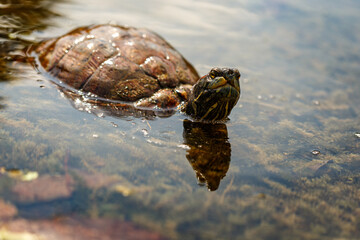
[134,84,192,110]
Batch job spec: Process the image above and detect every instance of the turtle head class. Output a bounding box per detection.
[185,67,240,121]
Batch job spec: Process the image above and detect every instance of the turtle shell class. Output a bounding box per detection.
[32,24,199,102]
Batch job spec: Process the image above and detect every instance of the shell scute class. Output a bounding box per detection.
[53,39,117,88]
[36,29,89,71]
[82,55,160,101]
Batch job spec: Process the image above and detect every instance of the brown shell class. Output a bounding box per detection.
[33,24,199,102]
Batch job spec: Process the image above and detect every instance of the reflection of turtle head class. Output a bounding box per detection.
[183,119,231,191]
[185,67,240,121]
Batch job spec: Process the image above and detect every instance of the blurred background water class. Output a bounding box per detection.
[1,0,360,239]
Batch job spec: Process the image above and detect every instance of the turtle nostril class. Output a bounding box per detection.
[227,69,234,76]
[229,68,240,79]
[224,68,237,80]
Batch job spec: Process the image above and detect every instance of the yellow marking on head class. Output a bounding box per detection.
[215,102,229,120]
[213,104,222,120]
[200,102,218,120]
[194,92,203,102]
[192,92,204,115]
[227,90,232,98]
[224,102,229,119]
[192,101,197,113]
[209,77,227,89]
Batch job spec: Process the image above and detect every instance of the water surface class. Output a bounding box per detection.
[1,0,360,239]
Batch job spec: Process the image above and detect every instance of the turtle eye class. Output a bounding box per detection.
[209,68,219,79]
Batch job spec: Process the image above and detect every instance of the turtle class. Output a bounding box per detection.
[30,24,241,121]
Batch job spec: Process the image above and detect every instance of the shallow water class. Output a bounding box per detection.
[1,0,360,239]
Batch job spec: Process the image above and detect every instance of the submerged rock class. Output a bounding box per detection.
[0,216,167,240]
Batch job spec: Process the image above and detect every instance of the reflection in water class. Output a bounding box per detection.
[0,0,61,39]
[59,87,231,191]
[182,119,231,191]
[0,57,11,82]
[60,88,178,120]
[0,0,63,82]
[56,86,232,191]
[0,96,6,110]
[0,0,64,112]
